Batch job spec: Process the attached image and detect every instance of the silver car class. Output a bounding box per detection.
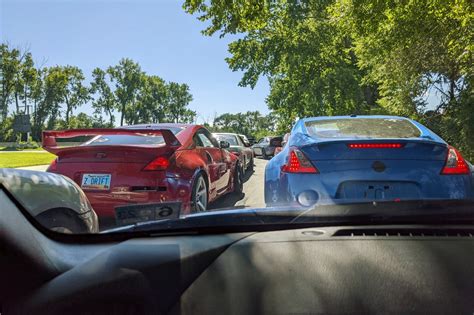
[0,168,99,233]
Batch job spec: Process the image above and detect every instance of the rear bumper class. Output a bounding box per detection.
[84,177,193,224]
[268,172,474,206]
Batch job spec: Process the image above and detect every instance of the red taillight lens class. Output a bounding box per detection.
[441,146,469,175]
[282,148,318,173]
[47,158,58,172]
[348,143,404,149]
[143,156,170,171]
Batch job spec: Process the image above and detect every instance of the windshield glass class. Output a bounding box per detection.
[305,118,422,139]
[214,134,239,146]
[84,127,182,146]
[1,0,472,235]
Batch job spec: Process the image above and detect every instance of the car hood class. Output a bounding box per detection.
[102,199,474,233]
[0,168,92,216]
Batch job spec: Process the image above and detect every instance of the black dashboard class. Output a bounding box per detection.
[1,189,474,314]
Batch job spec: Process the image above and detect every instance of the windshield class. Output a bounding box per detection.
[305,118,422,139]
[1,0,473,235]
[214,134,240,146]
[84,127,182,146]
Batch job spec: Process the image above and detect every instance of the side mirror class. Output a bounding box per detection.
[220,140,230,149]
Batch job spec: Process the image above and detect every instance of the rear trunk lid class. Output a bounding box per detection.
[300,139,447,162]
[42,128,181,202]
[299,140,453,201]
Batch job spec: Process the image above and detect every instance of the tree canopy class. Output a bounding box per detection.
[183,0,473,159]
[1,45,196,141]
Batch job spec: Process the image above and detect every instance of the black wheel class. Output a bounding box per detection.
[35,209,87,233]
[248,156,254,171]
[191,174,208,212]
[234,164,244,193]
[262,149,268,160]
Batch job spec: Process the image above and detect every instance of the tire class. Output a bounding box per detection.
[191,174,208,213]
[262,149,268,160]
[248,156,254,171]
[233,164,244,193]
[35,209,87,234]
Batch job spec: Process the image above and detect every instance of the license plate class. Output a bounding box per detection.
[115,202,181,226]
[81,174,111,190]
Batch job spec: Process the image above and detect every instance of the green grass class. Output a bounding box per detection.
[0,146,45,151]
[0,152,56,168]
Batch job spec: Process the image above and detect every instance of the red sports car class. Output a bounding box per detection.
[43,124,243,228]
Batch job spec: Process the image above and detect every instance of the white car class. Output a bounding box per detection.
[0,168,99,233]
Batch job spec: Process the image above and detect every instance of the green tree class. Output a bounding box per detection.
[184,0,378,120]
[184,0,473,158]
[38,66,68,131]
[63,66,90,127]
[134,75,168,124]
[165,82,194,123]
[90,68,116,126]
[107,58,143,126]
[1,44,22,119]
[213,111,278,138]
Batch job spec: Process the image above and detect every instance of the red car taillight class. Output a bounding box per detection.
[282,148,318,174]
[441,146,469,175]
[143,156,170,171]
[47,158,58,172]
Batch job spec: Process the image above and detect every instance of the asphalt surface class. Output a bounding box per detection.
[17,165,50,171]
[209,158,268,210]
[17,158,269,209]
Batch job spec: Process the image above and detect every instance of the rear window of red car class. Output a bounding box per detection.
[84,127,183,146]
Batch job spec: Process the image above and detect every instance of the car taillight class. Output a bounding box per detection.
[282,148,318,173]
[348,143,404,149]
[143,156,170,171]
[441,146,469,175]
[47,158,58,172]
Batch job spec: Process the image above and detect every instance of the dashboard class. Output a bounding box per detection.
[1,189,474,314]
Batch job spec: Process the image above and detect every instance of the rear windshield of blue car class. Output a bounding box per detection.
[305,118,421,139]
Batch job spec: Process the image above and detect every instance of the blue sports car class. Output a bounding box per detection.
[264,115,474,207]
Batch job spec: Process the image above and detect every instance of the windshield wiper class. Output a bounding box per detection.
[102,200,474,234]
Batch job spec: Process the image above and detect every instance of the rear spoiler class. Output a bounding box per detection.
[42,128,181,154]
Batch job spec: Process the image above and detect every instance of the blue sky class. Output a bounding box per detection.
[1,0,271,124]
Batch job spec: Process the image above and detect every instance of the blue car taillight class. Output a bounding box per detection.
[441,146,469,175]
[282,148,318,174]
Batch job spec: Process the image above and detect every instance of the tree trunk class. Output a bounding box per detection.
[65,95,71,126]
[107,109,114,127]
[15,92,19,113]
[120,103,125,126]
[448,77,456,104]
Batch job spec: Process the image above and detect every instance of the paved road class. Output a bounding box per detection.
[17,165,49,171]
[15,158,269,209]
[210,158,267,210]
